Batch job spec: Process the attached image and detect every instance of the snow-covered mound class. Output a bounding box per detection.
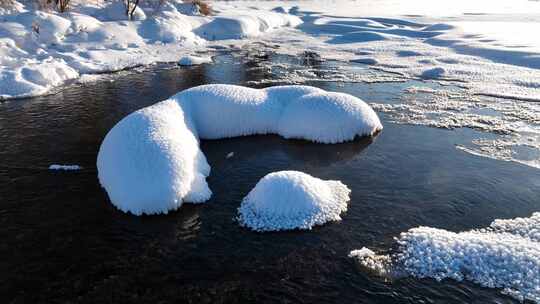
[350,212,540,303]
[237,171,351,231]
[194,12,301,40]
[178,55,212,66]
[97,84,381,215]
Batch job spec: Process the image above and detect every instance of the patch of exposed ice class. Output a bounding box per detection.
[350,212,540,303]
[457,134,540,169]
[97,84,382,215]
[369,85,540,169]
[237,171,351,231]
[349,247,395,278]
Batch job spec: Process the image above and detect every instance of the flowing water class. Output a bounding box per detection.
[1,52,540,303]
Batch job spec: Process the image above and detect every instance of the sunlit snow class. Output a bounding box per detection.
[237,171,351,231]
[350,213,540,303]
[97,84,381,215]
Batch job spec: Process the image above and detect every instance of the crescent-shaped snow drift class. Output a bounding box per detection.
[97,84,382,215]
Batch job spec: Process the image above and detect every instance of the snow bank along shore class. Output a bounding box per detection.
[0,0,301,99]
[350,212,540,303]
[237,171,351,232]
[97,84,382,215]
[210,0,540,170]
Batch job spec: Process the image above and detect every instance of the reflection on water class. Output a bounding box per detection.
[1,52,539,303]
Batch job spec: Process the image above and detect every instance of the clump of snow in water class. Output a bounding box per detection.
[237,171,351,231]
[178,55,212,66]
[349,212,540,303]
[349,247,395,278]
[0,0,301,99]
[49,164,82,170]
[97,84,382,215]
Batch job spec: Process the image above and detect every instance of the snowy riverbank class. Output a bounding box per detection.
[0,0,301,99]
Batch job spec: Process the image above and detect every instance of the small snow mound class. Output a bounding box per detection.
[421,67,446,79]
[178,55,212,66]
[49,164,82,170]
[237,171,351,232]
[194,13,301,40]
[349,247,394,277]
[349,247,376,258]
[195,16,261,40]
[102,1,146,21]
[97,84,381,215]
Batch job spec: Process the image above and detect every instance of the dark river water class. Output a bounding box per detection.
[1,52,540,303]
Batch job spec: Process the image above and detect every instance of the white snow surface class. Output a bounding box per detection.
[178,55,212,66]
[0,0,301,99]
[97,84,381,215]
[237,171,351,231]
[49,164,82,170]
[350,212,540,303]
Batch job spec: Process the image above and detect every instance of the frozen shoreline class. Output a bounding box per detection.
[0,0,301,100]
[3,0,540,101]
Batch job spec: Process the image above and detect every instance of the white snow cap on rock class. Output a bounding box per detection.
[350,212,540,303]
[97,84,381,215]
[237,171,351,231]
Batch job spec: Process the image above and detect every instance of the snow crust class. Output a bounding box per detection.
[97,84,381,215]
[0,0,301,99]
[237,171,351,231]
[350,212,540,302]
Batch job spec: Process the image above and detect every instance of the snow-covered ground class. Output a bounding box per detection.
[0,0,301,99]
[350,212,540,303]
[97,84,381,215]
